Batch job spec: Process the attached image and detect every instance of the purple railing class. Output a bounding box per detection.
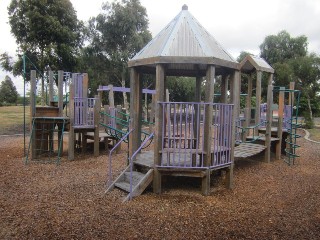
[74,97,97,128]
[107,128,134,187]
[158,102,233,169]
[260,103,292,129]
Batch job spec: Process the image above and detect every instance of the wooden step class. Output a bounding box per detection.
[114,171,145,191]
[123,171,145,185]
[115,181,132,192]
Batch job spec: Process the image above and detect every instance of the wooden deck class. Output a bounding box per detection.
[234,143,266,158]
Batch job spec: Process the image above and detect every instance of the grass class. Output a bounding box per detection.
[0,106,30,135]
[307,127,320,142]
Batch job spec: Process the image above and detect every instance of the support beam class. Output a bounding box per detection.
[276,88,285,160]
[245,74,253,127]
[220,75,228,103]
[229,70,240,190]
[265,85,273,163]
[68,75,76,160]
[255,71,262,135]
[129,68,142,158]
[30,70,36,159]
[94,95,101,157]
[49,71,54,105]
[202,65,215,195]
[58,70,64,117]
[153,64,165,194]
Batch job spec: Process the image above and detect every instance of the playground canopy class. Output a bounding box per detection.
[128,4,238,76]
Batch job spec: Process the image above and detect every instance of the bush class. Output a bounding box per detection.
[302,111,314,129]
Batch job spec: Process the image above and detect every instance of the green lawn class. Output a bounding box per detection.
[0,106,30,135]
[307,127,320,142]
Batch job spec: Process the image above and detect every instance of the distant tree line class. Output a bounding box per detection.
[0,1,319,127]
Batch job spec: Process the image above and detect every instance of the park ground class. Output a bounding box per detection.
[0,106,320,239]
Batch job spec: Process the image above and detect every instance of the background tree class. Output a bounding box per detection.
[81,0,152,107]
[259,30,320,126]
[0,76,19,105]
[1,0,83,104]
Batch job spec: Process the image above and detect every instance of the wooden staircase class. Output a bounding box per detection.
[106,152,154,202]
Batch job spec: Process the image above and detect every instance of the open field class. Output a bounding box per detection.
[0,106,30,135]
[0,130,319,239]
[308,127,320,142]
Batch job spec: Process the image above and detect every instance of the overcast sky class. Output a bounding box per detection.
[1,0,320,94]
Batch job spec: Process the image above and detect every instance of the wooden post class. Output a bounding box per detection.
[58,70,64,117]
[108,84,115,108]
[202,65,215,195]
[227,70,240,189]
[49,70,54,105]
[265,85,273,163]
[220,75,228,103]
[276,88,284,160]
[68,75,75,160]
[94,95,100,157]
[129,68,142,158]
[98,85,103,106]
[245,74,253,135]
[289,82,295,106]
[153,64,165,194]
[30,70,37,159]
[255,71,262,135]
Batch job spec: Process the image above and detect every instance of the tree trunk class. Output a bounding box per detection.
[307,94,313,124]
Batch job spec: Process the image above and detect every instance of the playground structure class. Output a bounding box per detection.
[26,70,104,164]
[105,5,301,201]
[23,5,301,201]
[97,85,157,142]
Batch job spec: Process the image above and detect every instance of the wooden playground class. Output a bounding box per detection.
[25,5,302,202]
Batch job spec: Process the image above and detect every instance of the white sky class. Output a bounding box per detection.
[1,0,320,94]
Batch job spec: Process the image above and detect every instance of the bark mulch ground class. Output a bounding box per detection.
[0,130,319,239]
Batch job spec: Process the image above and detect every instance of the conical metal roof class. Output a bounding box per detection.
[128,5,238,76]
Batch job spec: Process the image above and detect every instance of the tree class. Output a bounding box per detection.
[289,54,320,127]
[82,0,152,108]
[4,0,83,74]
[0,76,19,105]
[259,30,320,127]
[260,30,308,65]
[1,0,83,104]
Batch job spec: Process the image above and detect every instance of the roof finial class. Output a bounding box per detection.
[182,4,188,10]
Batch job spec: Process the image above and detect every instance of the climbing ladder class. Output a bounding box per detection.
[274,87,301,165]
[26,117,67,164]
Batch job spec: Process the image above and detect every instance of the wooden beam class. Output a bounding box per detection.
[220,75,228,103]
[94,95,101,157]
[153,64,165,194]
[255,70,262,135]
[58,70,64,117]
[201,65,215,195]
[30,70,36,159]
[265,85,273,163]
[129,68,142,158]
[49,71,54,104]
[68,75,75,160]
[108,84,114,108]
[276,88,285,160]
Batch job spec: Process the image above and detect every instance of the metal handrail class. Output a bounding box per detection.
[128,132,154,200]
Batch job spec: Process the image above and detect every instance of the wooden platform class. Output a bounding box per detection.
[234,143,266,158]
[246,135,279,142]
